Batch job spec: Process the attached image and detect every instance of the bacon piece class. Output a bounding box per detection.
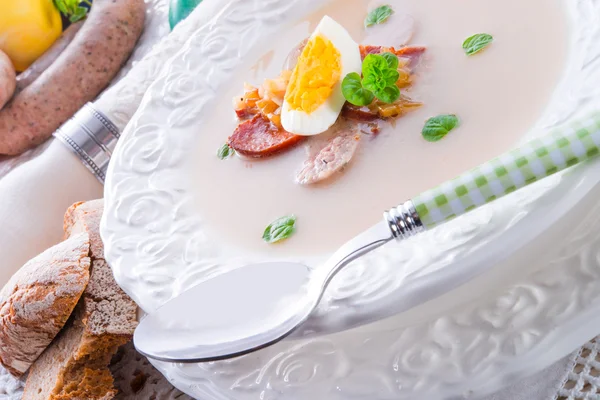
[342,96,423,122]
[341,104,379,122]
[360,45,384,58]
[296,122,361,185]
[359,45,426,71]
[235,108,254,119]
[393,46,426,71]
[228,115,302,158]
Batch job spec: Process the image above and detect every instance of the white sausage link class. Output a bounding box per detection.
[0,50,16,111]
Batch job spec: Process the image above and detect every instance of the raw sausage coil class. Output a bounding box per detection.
[0,50,16,111]
[0,0,146,155]
[14,21,84,94]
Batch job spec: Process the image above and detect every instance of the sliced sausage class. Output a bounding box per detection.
[15,21,84,93]
[0,50,16,111]
[296,121,361,185]
[0,0,146,156]
[228,115,303,157]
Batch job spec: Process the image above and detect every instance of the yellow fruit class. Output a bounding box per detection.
[0,0,63,72]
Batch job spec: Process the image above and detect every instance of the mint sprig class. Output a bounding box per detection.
[341,52,401,106]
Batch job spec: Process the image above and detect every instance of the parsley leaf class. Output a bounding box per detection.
[365,5,394,27]
[262,215,296,243]
[462,33,493,56]
[422,114,460,142]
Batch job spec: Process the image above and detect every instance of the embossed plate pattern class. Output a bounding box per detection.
[102,0,600,398]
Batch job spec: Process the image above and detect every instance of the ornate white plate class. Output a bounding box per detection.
[101,0,600,398]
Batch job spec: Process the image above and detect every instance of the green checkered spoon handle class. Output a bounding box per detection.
[385,112,600,236]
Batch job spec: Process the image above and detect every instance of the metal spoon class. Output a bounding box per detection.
[134,112,600,363]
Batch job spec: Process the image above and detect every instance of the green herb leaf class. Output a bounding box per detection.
[53,0,90,22]
[374,85,400,104]
[462,33,493,56]
[362,54,397,92]
[382,68,400,86]
[422,114,460,142]
[54,0,68,14]
[380,52,399,70]
[361,73,384,93]
[365,5,394,27]
[217,143,235,159]
[262,215,296,243]
[362,54,388,77]
[70,6,88,22]
[342,72,375,106]
[343,52,402,105]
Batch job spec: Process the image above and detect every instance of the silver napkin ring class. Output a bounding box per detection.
[53,103,120,184]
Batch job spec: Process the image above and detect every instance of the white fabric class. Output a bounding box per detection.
[483,355,574,400]
[0,140,103,284]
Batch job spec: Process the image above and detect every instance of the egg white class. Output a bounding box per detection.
[281,15,362,136]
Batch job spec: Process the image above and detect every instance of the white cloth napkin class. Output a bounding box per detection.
[0,140,103,285]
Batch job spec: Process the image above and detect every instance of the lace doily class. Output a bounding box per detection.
[556,337,600,400]
[0,342,192,400]
[110,343,193,400]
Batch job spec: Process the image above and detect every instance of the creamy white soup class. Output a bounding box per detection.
[190,0,567,257]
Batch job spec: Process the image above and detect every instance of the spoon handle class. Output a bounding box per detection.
[387,112,600,233]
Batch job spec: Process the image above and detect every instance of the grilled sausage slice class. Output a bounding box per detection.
[228,115,303,157]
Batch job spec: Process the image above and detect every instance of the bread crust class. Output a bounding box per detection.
[23,199,138,399]
[63,200,105,260]
[0,233,91,377]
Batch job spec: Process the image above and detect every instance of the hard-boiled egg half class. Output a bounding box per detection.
[281,16,362,136]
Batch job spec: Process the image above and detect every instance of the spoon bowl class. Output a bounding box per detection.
[134,261,319,362]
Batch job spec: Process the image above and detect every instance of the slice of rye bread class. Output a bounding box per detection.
[23,199,138,400]
[0,233,91,377]
[23,260,137,400]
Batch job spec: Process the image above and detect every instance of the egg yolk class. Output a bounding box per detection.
[284,35,341,114]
